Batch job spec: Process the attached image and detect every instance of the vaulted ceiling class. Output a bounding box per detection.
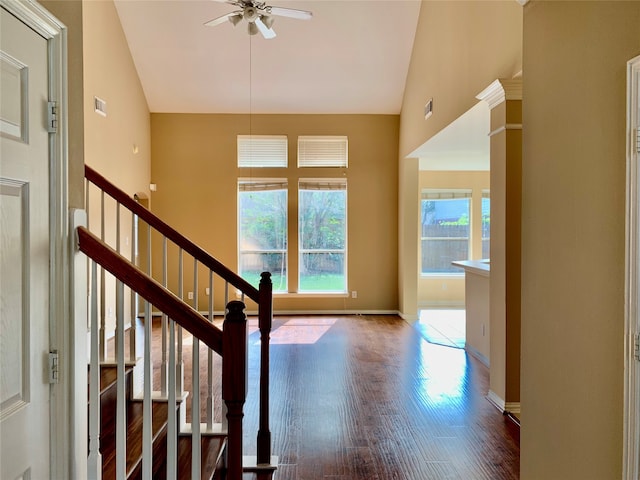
[114,0,422,114]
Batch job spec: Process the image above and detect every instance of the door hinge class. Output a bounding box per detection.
[48,350,59,384]
[47,101,58,133]
[636,128,640,154]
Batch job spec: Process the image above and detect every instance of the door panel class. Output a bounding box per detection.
[0,7,51,479]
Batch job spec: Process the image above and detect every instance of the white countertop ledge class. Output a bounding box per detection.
[451,259,490,277]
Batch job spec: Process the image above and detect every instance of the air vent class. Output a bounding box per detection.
[94,96,107,117]
[424,98,433,119]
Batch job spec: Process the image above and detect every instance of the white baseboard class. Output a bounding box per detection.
[487,390,520,414]
[465,344,489,367]
[487,390,505,412]
[505,402,521,414]
[418,301,465,309]
[149,309,401,318]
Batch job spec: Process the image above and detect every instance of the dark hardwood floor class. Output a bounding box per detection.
[152,314,519,480]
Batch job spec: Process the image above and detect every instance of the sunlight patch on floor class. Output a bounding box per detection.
[416,309,466,349]
[267,317,338,345]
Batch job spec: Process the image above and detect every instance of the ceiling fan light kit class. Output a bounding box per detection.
[205,0,313,39]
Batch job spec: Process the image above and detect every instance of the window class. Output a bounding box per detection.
[298,136,348,167]
[298,179,347,292]
[237,135,349,294]
[237,135,288,167]
[421,190,471,274]
[482,191,490,259]
[238,179,288,292]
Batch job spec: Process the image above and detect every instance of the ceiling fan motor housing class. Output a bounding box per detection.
[244,6,259,22]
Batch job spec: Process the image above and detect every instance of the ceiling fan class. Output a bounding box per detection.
[205,0,313,39]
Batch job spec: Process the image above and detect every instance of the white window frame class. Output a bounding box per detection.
[237,178,288,292]
[298,178,348,293]
[420,189,472,276]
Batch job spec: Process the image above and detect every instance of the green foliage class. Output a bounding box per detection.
[439,213,469,226]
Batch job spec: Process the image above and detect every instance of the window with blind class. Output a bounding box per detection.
[421,190,471,274]
[298,179,347,292]
[298,136,348,168]
[238,179,288,292]
[237,135,288,167]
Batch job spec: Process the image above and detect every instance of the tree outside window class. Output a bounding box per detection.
[238,181,288,292]
[299,181,347,292]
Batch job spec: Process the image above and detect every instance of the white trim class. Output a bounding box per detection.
[505,402,521,415]
[488,124,523,137]
[486,390,505,411]
[465,344,489,367]
[417,300,466,309]
[0,1,69,478]
[476,79,523,110]
[149,309,400,318]
[515,0,529,6]
[624,54,640,480]
[70,210,88,479]
[399,312,419,323]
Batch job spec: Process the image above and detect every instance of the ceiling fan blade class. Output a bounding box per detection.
[254,16,276,39]
[209,0,244,6]
[268,6,312,20]
[204,10,243,27]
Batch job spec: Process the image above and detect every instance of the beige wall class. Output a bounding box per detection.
[399,1,522,159]
[418,170,489,307]
[398,1,521,319]
[150,114,399,313]
[51,0,151,330]
[521,2,640,478]
[38,0,85,208]
[82,0,150,201]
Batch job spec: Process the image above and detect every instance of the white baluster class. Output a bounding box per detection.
[222,281,229,434]
[177,249,184,396]
[206,270,214,431]
[191,259,201,479]
[167,318,177,479]
[142,225,153,479]
[87,261,102,480]
[130,211,137,363]
[99,190,106,361]
[116,280,127,480]
[161,236,168,396]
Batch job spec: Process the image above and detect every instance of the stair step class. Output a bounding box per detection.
[100,399,171,479]
[174,436,227,480]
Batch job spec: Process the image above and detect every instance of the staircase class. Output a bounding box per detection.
[80,166,276,480]
[93,365,226,479]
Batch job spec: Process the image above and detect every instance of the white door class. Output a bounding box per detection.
[0,6,52,480]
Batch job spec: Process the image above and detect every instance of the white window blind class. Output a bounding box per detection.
[421,189,472,200]
[238,178,288,192]
[237,135,288,168]
[298,136,348,168]
[298,178,347,191]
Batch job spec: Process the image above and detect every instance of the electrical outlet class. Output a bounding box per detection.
[351,291,357,299]
[205,287,210,296]
[187,291,194,300]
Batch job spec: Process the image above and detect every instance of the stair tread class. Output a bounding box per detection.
[176,436,226,480]
[87,365,133,400]
[101,400,170,480]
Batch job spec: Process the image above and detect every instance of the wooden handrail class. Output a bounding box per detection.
[77,226,223,354]
[84,165,259,301]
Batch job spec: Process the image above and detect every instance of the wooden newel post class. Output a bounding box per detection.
[257,271,273,465]
[223,300,247,480]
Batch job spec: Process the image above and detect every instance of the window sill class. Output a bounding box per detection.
[420,273,465,279]
[274,292,349,298]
